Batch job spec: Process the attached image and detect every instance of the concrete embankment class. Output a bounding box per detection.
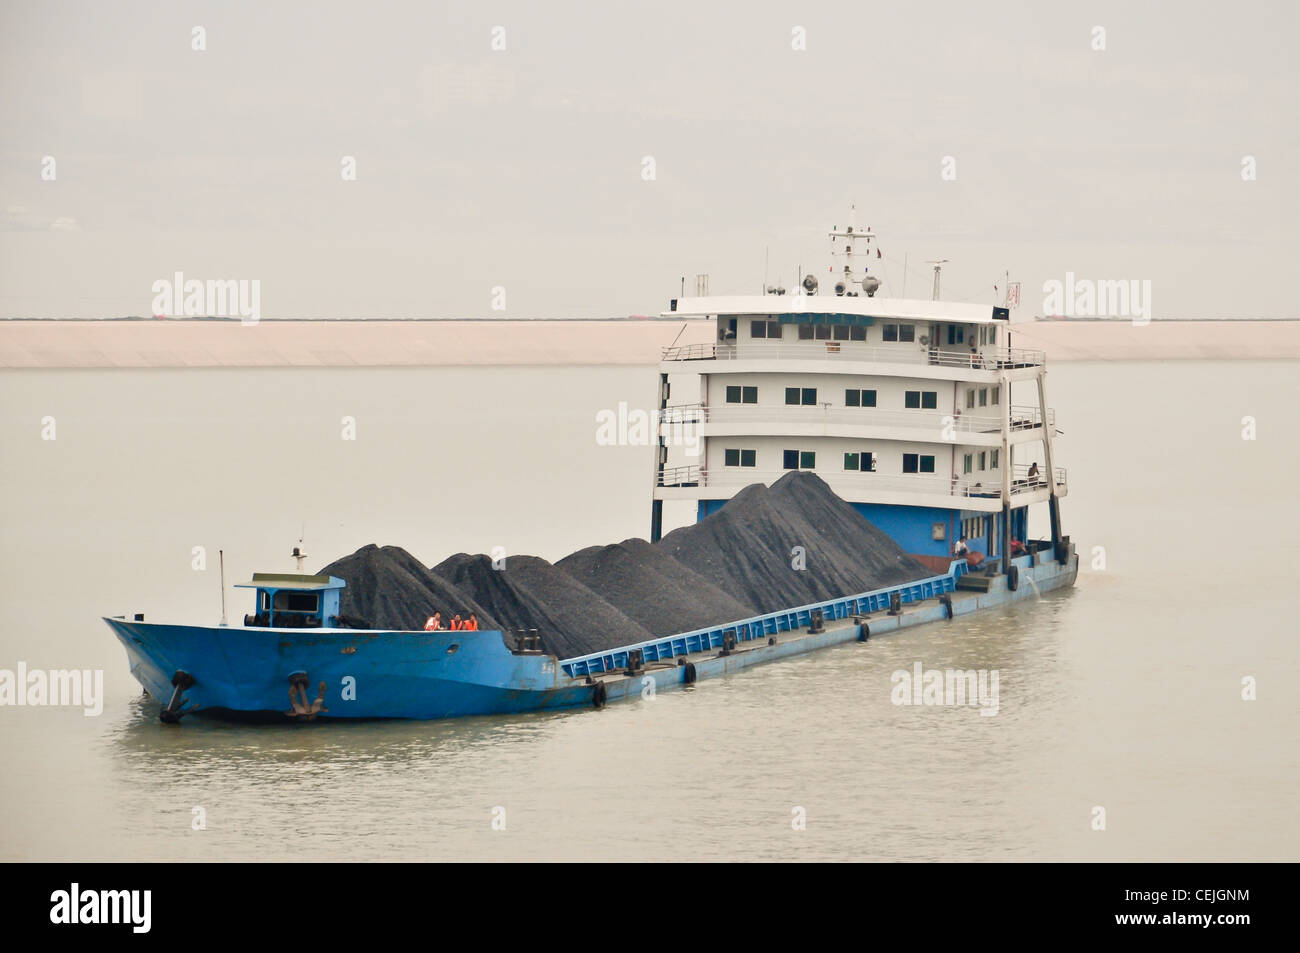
[1,318,1297,368]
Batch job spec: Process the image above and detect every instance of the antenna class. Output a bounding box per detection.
[926,259,949,301]
[291,531,308,572]
[218,549,228,626]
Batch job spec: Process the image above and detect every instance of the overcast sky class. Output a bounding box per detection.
[1,0,1295,319]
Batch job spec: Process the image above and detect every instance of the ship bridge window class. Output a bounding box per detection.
[845,388,877,407]
[815,325,831,340]
[726,385,758,404]
[724,448,757,468]
[786,387,817,406]
[947,325,965,345]
[751,319,783,339]
[883,324,915,343]
[844,451,875,472]
[272,591,320,613]
[905,390,938,409]
[783,450,816,470]
[903,453,936,474]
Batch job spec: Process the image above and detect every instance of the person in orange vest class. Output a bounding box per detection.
[424,612,442,631]
[449,614,463,630]
[464,612,479,631]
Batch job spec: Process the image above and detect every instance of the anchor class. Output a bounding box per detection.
[285,672,328,721]
[160,670,197,724]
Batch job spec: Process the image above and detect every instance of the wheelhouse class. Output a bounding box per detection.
[235,572,345,628]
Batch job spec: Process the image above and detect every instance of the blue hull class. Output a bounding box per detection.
[102,620,595,719]
[104,549,1077,722]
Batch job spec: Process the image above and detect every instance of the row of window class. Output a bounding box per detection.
[962,450,1000,473]
[965,386,1001,408]
[961,516,989,540]
[722,449,937,474]
[744,319,1000,346]
[752,320,870,341]
[721,385,996,410]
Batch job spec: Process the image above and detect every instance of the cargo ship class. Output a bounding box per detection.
[103,217,1077,722]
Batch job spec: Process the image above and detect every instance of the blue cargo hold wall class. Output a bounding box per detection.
[848,503,961,557]
[697,498,966,558]
[698,500,727,521]
[693,499,1033,558]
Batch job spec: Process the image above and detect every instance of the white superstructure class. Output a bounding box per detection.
[650,220,1067,568]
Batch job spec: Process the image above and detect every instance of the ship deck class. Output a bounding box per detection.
[561,547,1077,707]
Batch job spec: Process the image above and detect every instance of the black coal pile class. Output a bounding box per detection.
[318,544,499,632]
[433,553,655,660]
[556,538,755,636]
[319,473,931,657]
[654,472,930,614]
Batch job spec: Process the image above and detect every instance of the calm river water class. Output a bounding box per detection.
[0,360,1294,860]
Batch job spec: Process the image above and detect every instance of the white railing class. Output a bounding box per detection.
[661,342,1045,369]
[656,465,1065,499]
[659,402,1054,433]
[1012,463,1067,491]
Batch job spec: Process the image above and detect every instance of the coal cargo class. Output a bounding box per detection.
[433,553,656,660]
[557,538,755,637]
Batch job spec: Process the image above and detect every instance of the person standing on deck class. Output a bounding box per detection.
[424,612,443,631]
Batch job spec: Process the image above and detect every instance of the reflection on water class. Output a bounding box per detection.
[1,362,1296,861]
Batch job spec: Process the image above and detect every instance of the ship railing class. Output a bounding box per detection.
[1011,463,1067,492]
[660,403,1024,434]
[560,560,971,677]
[657,465,1051,500]
[657,464,704,487]
[1008,404,1055,430]
[661,342,1046,368]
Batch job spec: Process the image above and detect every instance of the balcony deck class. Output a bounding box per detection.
[658,402,1053,446]
[652,463,1067,512]
[661,342,1045,376]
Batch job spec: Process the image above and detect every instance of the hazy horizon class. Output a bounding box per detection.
[2,1,1296,320]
